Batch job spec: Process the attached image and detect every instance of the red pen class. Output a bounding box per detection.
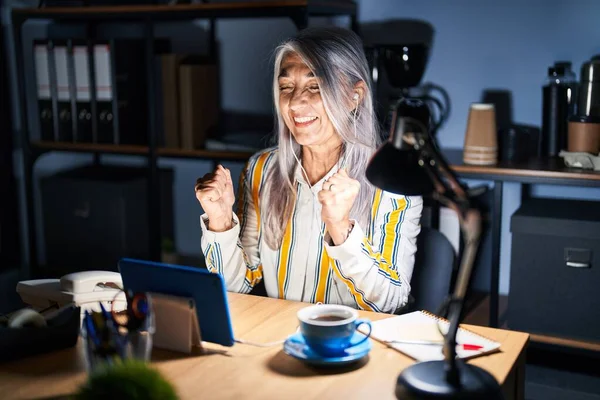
[461,344,483,351]
[385,339,484,351]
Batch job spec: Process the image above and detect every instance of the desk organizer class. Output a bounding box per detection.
[0,305,80,363]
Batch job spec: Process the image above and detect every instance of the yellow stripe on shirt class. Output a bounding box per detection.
[382,197,407,263]
[205,243,217,272]
[314,248,331,303]
[244,264,263,287]
[370,189,383,241]
[361,237,400,282]
[251,152,271,229]
[277,213,294,299]
[331,260,378,311]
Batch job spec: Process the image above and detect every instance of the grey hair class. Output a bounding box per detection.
[263,26,381,250]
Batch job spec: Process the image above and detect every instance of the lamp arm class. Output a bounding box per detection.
[441,209,482,385]
[417,139,468,206]
[417,138,483,386]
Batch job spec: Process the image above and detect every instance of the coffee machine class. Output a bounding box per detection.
[361,19,450,140]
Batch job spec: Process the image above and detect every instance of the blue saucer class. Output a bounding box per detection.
[283,331,372,367]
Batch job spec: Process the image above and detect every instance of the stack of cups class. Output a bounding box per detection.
[463,103,498,165]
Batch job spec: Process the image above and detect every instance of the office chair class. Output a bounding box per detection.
[408,227,457,314]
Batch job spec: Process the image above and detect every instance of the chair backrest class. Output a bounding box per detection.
[410,227,456,314]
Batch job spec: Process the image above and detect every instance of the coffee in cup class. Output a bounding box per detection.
[297,304,371,357]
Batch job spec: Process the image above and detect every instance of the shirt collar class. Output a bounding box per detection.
[294,161,341,192]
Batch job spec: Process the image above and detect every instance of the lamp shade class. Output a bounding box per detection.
[366,98,435,196]
[366,142,434,196]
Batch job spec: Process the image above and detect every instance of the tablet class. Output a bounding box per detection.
[118,258,235,347]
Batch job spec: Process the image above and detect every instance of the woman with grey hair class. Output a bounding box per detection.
[195,26,422,313]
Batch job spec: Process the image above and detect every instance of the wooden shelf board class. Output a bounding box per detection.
[443,148,600,182]
[451,164,600,182]
[463,293,600,352]
[12,1,356,18]
[32,140,148,155]
[529,333,600,352]
[158,147,254,160]
[31,141,255,161]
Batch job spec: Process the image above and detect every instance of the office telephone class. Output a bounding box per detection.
[15,270,127,326]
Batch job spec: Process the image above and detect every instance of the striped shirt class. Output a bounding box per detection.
[200,148,423,313]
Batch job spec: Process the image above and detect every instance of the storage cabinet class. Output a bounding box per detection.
[40,165,174,275]
[508,198,600,342]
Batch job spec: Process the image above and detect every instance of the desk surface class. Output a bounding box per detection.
[0,293,529,400]
[444,149,600,186]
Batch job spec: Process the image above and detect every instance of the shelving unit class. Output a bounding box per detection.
[31,140,255,160]
[11,0,358,277]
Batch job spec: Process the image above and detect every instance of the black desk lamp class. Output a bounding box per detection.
[366,98,503,399]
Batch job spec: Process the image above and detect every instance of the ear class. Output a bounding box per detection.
[352,81,367,108]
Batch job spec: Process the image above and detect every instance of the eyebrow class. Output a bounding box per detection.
[278,68,315,78]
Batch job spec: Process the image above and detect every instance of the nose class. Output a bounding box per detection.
[289,89,308,112]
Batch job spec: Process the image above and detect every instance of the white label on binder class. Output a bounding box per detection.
[73,45,90,101]
[34,44,51,99]
[94,44,112,101]
[54,46,70,101]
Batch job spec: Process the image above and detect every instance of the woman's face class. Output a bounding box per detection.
[278,53,341,149]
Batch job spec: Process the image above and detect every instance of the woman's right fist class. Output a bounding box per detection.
[195,165,235,232]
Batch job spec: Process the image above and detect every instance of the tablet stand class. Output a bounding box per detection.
[149,292,202,353]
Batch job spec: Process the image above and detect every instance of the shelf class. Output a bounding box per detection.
[159,146,254,160]
[11,0,357,22]
[464,294,600,353]
[530,333,600,353]
[32,140,148,155]
[31,140,255,161]
[443,148,600,187]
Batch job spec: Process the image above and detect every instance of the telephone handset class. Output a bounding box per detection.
[60,270,123,294]
[15,270,127,327]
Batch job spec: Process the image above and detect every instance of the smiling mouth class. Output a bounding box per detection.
[293,116,318,127]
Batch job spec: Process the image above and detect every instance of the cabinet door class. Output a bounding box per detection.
[42,180,127,272]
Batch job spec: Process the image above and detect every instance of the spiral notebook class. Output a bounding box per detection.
[359,310,501,362]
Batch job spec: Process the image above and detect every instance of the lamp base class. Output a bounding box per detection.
[395,360,503,400]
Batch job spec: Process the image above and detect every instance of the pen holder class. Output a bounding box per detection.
[127,313,156,361]
[81,295,155,373]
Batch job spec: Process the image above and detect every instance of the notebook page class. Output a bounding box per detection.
[360,311,501,362]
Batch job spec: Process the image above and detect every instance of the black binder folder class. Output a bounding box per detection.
[92,39,168,145]
[73,40,93,143]
[33,40,55,141]
[53,40,74,142]
[93,41,115,144]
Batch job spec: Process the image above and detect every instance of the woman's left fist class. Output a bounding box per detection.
[318,169,360,227]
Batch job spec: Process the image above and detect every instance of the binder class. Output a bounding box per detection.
[179,58,218,150]
[91,39,168,145]
[73,40,93,143]
[53,40,74,142]
[93,42,114,144]
[71,38,170,145]
[111,39,148,145]
[33,41,54,141]
[160,54,184,148]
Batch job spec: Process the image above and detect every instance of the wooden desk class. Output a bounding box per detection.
[0,293,528,400]
[444,149,600,330]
